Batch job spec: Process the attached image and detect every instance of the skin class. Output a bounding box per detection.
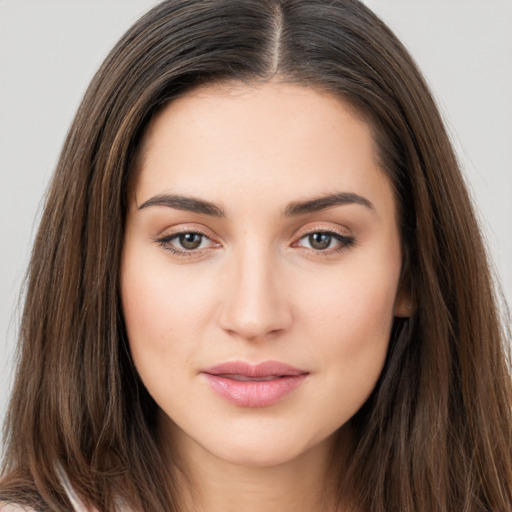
[121,82,410,511]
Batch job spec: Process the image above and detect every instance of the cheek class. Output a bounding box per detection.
[299,257,399,340]
[120,245,227,407]
[120,248,195,380]
[121,252,212,345]
[313,283,394,365]
[122,272,178,353]
[120,263,203,420]
[295,259,399,411]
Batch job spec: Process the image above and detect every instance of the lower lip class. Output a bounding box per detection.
[202,374,308,407]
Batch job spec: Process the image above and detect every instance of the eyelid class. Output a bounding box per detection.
[155,223,220,240]
[293,222,353,239]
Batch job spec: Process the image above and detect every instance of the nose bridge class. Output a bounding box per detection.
[219,239,292,340]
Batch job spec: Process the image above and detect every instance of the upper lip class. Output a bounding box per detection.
[202,360,308,378]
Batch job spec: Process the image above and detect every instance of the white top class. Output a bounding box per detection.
[0,468,102,512]
[0,505,34,512]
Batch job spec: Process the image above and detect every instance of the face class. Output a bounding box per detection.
[121,82,410,468]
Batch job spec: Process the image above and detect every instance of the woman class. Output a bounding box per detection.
[1,0,511,511]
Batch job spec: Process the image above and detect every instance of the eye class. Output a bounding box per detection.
[295,230,355,253]
[305,232,334,250]
[176,233,204,250]
[156,231,219,255]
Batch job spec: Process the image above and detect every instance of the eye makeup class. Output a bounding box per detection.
[154,222,356,260]
[155,229,220,258]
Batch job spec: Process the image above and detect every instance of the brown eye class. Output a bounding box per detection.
[178,233,203,250]
[308,233,333,250]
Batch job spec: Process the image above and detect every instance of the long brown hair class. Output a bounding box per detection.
[1,1,511,511]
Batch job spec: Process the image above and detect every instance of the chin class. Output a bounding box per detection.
[211,442,307,468]
[202,424,334,469]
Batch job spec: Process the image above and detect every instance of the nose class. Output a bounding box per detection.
[218,246,293,341]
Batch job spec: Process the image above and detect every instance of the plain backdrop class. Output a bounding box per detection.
[1,0,511,430]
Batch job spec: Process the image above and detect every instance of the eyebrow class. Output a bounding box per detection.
[283,192,374,216]
[138,194,226,217]
[137,191,374,217]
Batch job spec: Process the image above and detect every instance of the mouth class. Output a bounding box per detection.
[215,374,285,382]
[201,360,309,408]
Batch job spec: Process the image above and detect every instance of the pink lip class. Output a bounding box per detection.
[201,360,309,408]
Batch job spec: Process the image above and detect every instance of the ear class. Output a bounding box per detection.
[394,282,413,318]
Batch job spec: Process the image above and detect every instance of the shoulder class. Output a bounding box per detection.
[0,503,37,512]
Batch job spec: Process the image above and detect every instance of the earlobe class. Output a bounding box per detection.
[394,286,413,318]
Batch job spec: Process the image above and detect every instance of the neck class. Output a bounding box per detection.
[161,422,354,512]
[183,440,337,512]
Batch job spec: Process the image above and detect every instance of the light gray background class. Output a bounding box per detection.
[1,1,511,430]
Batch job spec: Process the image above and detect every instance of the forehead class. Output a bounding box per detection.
[131,81,394,216]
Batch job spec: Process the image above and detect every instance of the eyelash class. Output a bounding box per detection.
[155,231,219,258]
[293,229,355,255]
[155,228,355,258]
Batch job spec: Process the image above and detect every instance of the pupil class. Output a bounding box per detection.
[180,233,202,250]
[309,233,331,250]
